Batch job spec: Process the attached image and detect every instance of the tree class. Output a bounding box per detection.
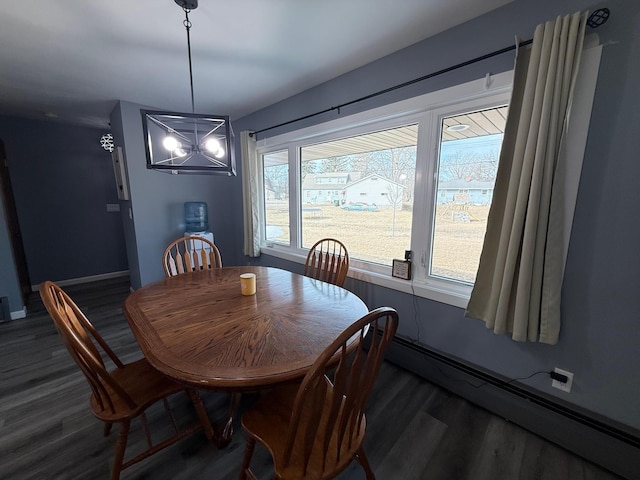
[264,164,289,200]
[319,156,352,173]
[386,182,404,237]
[372,147,415,203]
[439,148,499,182]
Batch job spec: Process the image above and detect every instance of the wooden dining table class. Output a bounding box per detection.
[123,265,368,445]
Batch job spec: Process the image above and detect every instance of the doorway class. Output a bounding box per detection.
[0,139,32,305]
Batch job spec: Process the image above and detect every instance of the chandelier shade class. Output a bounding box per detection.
[142,110,235,175]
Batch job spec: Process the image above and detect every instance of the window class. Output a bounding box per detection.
[263,150,289,245]
[431,106,506,283]
[256,72,513,306]
[299,125,417,265]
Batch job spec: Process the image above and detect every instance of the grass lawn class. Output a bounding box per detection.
[265,201,490,283]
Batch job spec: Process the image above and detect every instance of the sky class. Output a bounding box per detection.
[440,133,504,160]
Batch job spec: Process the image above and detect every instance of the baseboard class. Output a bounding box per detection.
[10,307,27,320]
[0,295,26,322]
[384,336,640,480]
[31,270,129,291]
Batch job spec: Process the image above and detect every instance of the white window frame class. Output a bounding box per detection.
[413,94,512,302]
[256,72,513,308]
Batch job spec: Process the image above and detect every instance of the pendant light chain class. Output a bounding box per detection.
[183,7,196,114]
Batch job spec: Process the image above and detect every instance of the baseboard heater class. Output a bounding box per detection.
[394,335,639,447]
[378,334,640,479]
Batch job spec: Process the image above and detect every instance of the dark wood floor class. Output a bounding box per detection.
[0,278,624,480]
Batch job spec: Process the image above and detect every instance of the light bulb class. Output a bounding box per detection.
[175,147,187,157]
[163,136,180,151]
[214,147,225,159]
[204,138,221,154]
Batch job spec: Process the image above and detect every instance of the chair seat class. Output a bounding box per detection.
[242,382,367,480]
[90,358,186,422]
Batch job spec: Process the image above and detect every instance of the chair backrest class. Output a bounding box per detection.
[283,306,398,476]
[39,281,136,414]
[303,238,349,287]
[163,235,223,277]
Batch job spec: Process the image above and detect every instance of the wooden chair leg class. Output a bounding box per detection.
[111,420,130,480]
[187,388,215,442]
[239,437,256,480]
[356,447,375,480]
[218,392,242,447]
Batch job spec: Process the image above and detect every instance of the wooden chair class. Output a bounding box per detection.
[303,238,349,287]
[39,281,215,480]
[239,306,399,480]
[163,235,222,277]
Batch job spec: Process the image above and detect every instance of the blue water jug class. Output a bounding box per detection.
[184,202,209,232]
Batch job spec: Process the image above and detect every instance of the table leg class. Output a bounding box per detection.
[215,392,242,448]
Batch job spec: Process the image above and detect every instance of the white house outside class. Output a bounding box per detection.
[436,179,494,205]
[342,174,405,208]
[302,172,361,204]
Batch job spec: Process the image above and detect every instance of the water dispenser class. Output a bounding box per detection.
[184,202,209,233]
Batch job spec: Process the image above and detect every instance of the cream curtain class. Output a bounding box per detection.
[241,131,261,257]
[465,11,588,344]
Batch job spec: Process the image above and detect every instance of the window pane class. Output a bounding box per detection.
[431,106,507,283]
[300,125,417,266]
[263,150,290,245]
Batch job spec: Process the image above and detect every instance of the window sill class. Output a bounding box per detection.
[260,245,470,309]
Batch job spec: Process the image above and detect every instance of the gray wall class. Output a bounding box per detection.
[232,0,640,432]
[0,115,128,300]
[110,101,241,289]
[0,193,22,314]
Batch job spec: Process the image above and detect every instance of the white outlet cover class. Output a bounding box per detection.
[552,367,574,393]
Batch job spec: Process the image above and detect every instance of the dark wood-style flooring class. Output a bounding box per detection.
[0,278,624,479]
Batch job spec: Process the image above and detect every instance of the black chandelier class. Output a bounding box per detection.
[141,0,236,175]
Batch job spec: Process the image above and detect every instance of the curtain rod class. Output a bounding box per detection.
[249,40,530,138]
[249,8,609,139]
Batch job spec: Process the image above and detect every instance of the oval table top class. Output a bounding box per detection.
[123,266,368,390]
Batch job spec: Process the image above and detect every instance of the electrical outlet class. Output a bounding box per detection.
[551,367,574,393]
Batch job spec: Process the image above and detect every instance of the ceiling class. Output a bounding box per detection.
[0,0,512,130]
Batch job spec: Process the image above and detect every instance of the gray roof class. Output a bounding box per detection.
[437,179,494,190]
[344,173,403,190]
[302,172,361,189]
